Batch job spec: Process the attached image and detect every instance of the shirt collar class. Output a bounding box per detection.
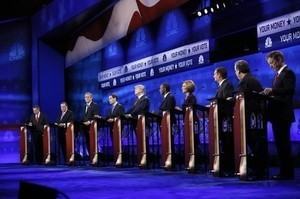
[278,65,287,75]
[164,92,170,98]
[219,79,226,86]
[112,102,118,107]
[138,94,144,99]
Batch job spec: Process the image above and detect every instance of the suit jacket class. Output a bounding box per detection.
[182,93,197,107]
[159,93,176,116]
[127,95,150,119]
[29,113,48,133]
[107,103,125,118]
[83,101,99,122]
[56,110,73,127]
[182,93,198,123]
[268,66,296,123]
[216,79,234,98]
[236,73,263,93]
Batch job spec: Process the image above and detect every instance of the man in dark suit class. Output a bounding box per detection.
[28,105,48,164]
[234,60,264,179]
[82,92,99,158]
[106,93,125,139]
[125,84,150,119]
[262,51,296,180]
[107,93,125,121]
[234,60,263,93]
[213,67,235,175]
[56,102,73,164]
[213,66,234,98]
[158,82,176,116]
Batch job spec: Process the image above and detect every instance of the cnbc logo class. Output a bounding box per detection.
[264,37,272,48]
[9,43,25,61]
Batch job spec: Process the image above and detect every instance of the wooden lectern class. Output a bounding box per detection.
[42,125,51,164]
[161,111,173,170]
[208,98,235,177]
[20,126,28,164]
[65,123,74,165]
[20,125,51,164]
[183,104,209,173]
[184,106,196,172]
[136,114,147,169]
[233,91,268,181]
[112,117,122,167]
[89,120,98,165]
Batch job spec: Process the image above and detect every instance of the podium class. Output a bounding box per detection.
[20,126,28,164]
[112,117,122,167]
[89,120,98,165]
[20,125,51,164]
[161,111,173,170]
[42,125,51,164]
[183,104,209,173]
[233,91,268,180]
[112,115,136,167]
[136,114,147,169]
[135,112,161,169]
[161,109,185,170]
[65,123,75,165]
[208,98,235,177]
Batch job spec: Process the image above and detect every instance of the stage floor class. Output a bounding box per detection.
[1,163,300,199]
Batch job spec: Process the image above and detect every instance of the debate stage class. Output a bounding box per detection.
[1,163,300,199]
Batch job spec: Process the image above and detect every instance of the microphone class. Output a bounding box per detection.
[195,84,205,96]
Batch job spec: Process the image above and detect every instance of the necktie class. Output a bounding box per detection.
[35,114,39,122]
[111,105,115,114]
[134,98,139,105]
[60,112,65,121]
[273,72,279,86]
[216,85,220,97]
[85,104,89,113]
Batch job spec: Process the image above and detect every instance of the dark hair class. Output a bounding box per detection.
[161,82,170,92]
[234,60,250,73]
[109,93,118,100]
[32,105,40,110]
[266,50,285,63]
[215,67,227,79]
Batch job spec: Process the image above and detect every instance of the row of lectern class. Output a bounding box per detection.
[19,91,269,180]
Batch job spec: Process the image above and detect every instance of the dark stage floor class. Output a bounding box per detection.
[1,163,300,199]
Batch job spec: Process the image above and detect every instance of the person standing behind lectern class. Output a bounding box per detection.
[107,93,125,122]
[107,93,125,139]
[158,82,176,116]
[82,92,99,158]
[56,102,73,164]
[213,67,234,98]
[234,60,265,179]
[125,84,150,120]
[234,60,263,93]
[213,67,235,175]
[28,105,48,164]
[262,51,296,180]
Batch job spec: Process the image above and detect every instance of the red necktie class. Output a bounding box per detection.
[273,72,279,86]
